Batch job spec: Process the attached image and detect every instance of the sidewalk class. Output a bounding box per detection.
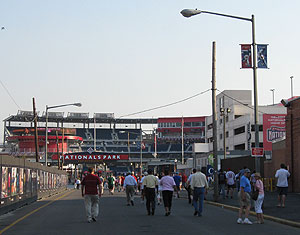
[179,189,300,223]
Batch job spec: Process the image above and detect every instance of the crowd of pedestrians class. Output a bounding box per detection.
[78,163,290,225]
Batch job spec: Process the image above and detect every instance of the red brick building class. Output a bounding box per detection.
[264,97,300,192]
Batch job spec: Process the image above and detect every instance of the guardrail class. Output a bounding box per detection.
[0,155,68,215]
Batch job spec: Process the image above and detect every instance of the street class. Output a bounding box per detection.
[0,189,299,235]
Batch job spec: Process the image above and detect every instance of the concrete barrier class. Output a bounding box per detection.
[0,155,68,215]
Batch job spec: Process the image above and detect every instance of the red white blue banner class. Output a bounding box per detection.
[257,44,268,68]
[241,44,252,68]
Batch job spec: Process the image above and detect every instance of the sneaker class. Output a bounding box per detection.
[237,218,243,224]
[243,218,253,225]
[87,219,93,223]
[92,217,97,222]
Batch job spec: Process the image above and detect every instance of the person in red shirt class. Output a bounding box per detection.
[81,167,102,223]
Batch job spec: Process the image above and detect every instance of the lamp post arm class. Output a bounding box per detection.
[47,103,81,110]
[201,10,252,22]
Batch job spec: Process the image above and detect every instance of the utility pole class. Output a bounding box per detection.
[56,131,60,170]
[212,41,219,202]
[290,76,294,98]
[61,127,64,170]
[32,97,39,162]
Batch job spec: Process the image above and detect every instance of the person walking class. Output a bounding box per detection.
[107,174,115,195]
[81,167,102,223]
[275,163,290,208]
[182,173,187,189]
[186,169,196,204]
[142,169,158,215]
[237,168,252,225]
[160,170,176,216]
[173,172,181,198]
[140,172,148,204]
[190,167,209,217]
[218,169,226,199]
[123,172,137,206]
[254,173,264,224]
[226,169,235,199]
[76,178,81,190]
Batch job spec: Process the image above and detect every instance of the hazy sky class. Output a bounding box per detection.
[0,0,299,143]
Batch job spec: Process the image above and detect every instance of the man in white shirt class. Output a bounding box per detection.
[225,169,235,199]
[123,172,137,206]
[275,163,290,208]
[190,167,209,217]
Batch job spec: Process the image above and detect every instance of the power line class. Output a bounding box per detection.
[0,80,21,109]
[119,89,211,118]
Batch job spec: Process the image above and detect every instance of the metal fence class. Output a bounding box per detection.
[0,155,68,215]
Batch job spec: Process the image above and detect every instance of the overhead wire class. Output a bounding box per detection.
[119,88,211,118]
[0,80,21,109]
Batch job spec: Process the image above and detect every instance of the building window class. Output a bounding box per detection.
[220,133,223,139]
[251,143,264,148]
[234,143,245,150]
[235,115,242,119]
[226,131,229,138]
[184,122,192,127]
[251,125,263,131]
[234,126,245,135]
[226,116,229,122]
[207,124,213,130]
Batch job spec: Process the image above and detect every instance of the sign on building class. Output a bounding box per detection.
[263,114,286,151]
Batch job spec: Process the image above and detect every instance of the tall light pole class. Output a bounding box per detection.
[181,9,261,173]
[220,107,231,159]
[270,89,275,105]
[290,76,294,98]
[45,102,82,166]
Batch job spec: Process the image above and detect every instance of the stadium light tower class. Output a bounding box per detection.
[120,129,146,176]
[45,102,82,166]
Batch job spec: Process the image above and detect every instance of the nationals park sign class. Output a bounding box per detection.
[62,152,129,163]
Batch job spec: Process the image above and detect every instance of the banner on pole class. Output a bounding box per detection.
[257,44,268,68]
[241,44,252,68]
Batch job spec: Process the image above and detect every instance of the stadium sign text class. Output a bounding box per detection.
[63,154,129,161]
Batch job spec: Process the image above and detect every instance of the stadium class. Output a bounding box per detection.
[2,110,206,175]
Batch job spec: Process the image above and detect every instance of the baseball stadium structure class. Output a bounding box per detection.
[2,111,206,171]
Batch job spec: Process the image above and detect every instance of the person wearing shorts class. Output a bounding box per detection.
[275,164,290,208]
[237,168,252,225]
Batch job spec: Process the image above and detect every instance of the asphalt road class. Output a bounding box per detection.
[0,189,299,235]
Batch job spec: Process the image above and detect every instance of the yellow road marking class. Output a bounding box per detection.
[0,190,74,234]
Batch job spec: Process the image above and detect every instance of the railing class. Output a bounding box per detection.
[0,155,68,215]
[263,178,276,192]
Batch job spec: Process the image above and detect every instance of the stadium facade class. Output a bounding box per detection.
[2,111,207,169]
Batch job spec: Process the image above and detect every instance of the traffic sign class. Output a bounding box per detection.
[251,147,264,157]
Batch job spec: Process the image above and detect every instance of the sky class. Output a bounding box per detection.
[0,0,299,143]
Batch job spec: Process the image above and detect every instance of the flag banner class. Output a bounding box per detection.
[257,44,268,68]
[241,44,252,68]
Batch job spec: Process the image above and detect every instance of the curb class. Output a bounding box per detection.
[205,200,300,228]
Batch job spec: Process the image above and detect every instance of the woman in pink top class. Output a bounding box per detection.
[160,170,176,216]
[254,173,264,224]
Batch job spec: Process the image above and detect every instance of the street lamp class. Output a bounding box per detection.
[45,102,82,166]
[270,89,275,105]
[220,108,231,159]
[290,76,294,98]
[181,8,261,173]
